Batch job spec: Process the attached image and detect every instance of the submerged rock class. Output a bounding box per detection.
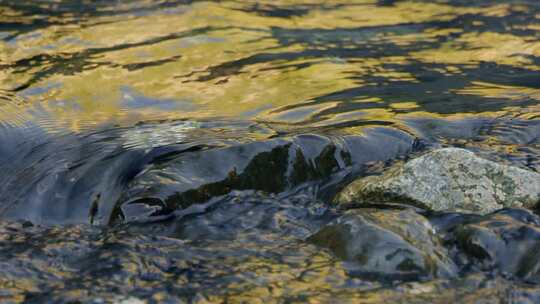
[336,148,540,215]
[308,208,457,280]
[451,208,540,282]
[113,128,416,224]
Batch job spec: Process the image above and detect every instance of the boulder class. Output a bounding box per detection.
[308,208,457,280]
[452,208,540,282]
[335,148,540,215]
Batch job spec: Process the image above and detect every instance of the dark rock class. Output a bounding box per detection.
[113,129,415,224]
[308,208,457,280]
[451,208,540,282]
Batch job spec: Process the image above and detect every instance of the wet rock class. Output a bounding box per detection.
[451,208,540,282]
[336,148,540,214]
[113,128,415,224]
[308,208,457,280]
[113,135,340,223]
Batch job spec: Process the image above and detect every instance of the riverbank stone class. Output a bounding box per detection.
[335,148,540,215]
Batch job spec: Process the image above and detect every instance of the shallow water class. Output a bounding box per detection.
[0,0,539,303]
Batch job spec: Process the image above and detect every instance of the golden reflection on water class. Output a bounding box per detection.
[0,0,539,133]
[413,32,540,68]
[456,81,540,101]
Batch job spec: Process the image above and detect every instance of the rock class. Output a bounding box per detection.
[308,208,457,280]
[112,129,416,224]
[451,208,540,282]
[335,148,540,215]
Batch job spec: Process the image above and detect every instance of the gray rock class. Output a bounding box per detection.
[308,208,457,280]
[452,208,540,282]
[335,148,540,215]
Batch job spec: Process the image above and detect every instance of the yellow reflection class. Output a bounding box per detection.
[390,101,419,110]
[455,81,540,101]
[413,32,540,69]
[0,1,538,134]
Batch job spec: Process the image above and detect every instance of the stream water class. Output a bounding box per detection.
[1,0,540,303]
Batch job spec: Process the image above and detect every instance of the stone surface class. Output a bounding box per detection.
[450,208,540,282]
[112,129,415,224]
[308,208,457,280]
[335,148,540,214]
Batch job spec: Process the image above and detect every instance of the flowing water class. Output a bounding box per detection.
[1,0,540,303]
